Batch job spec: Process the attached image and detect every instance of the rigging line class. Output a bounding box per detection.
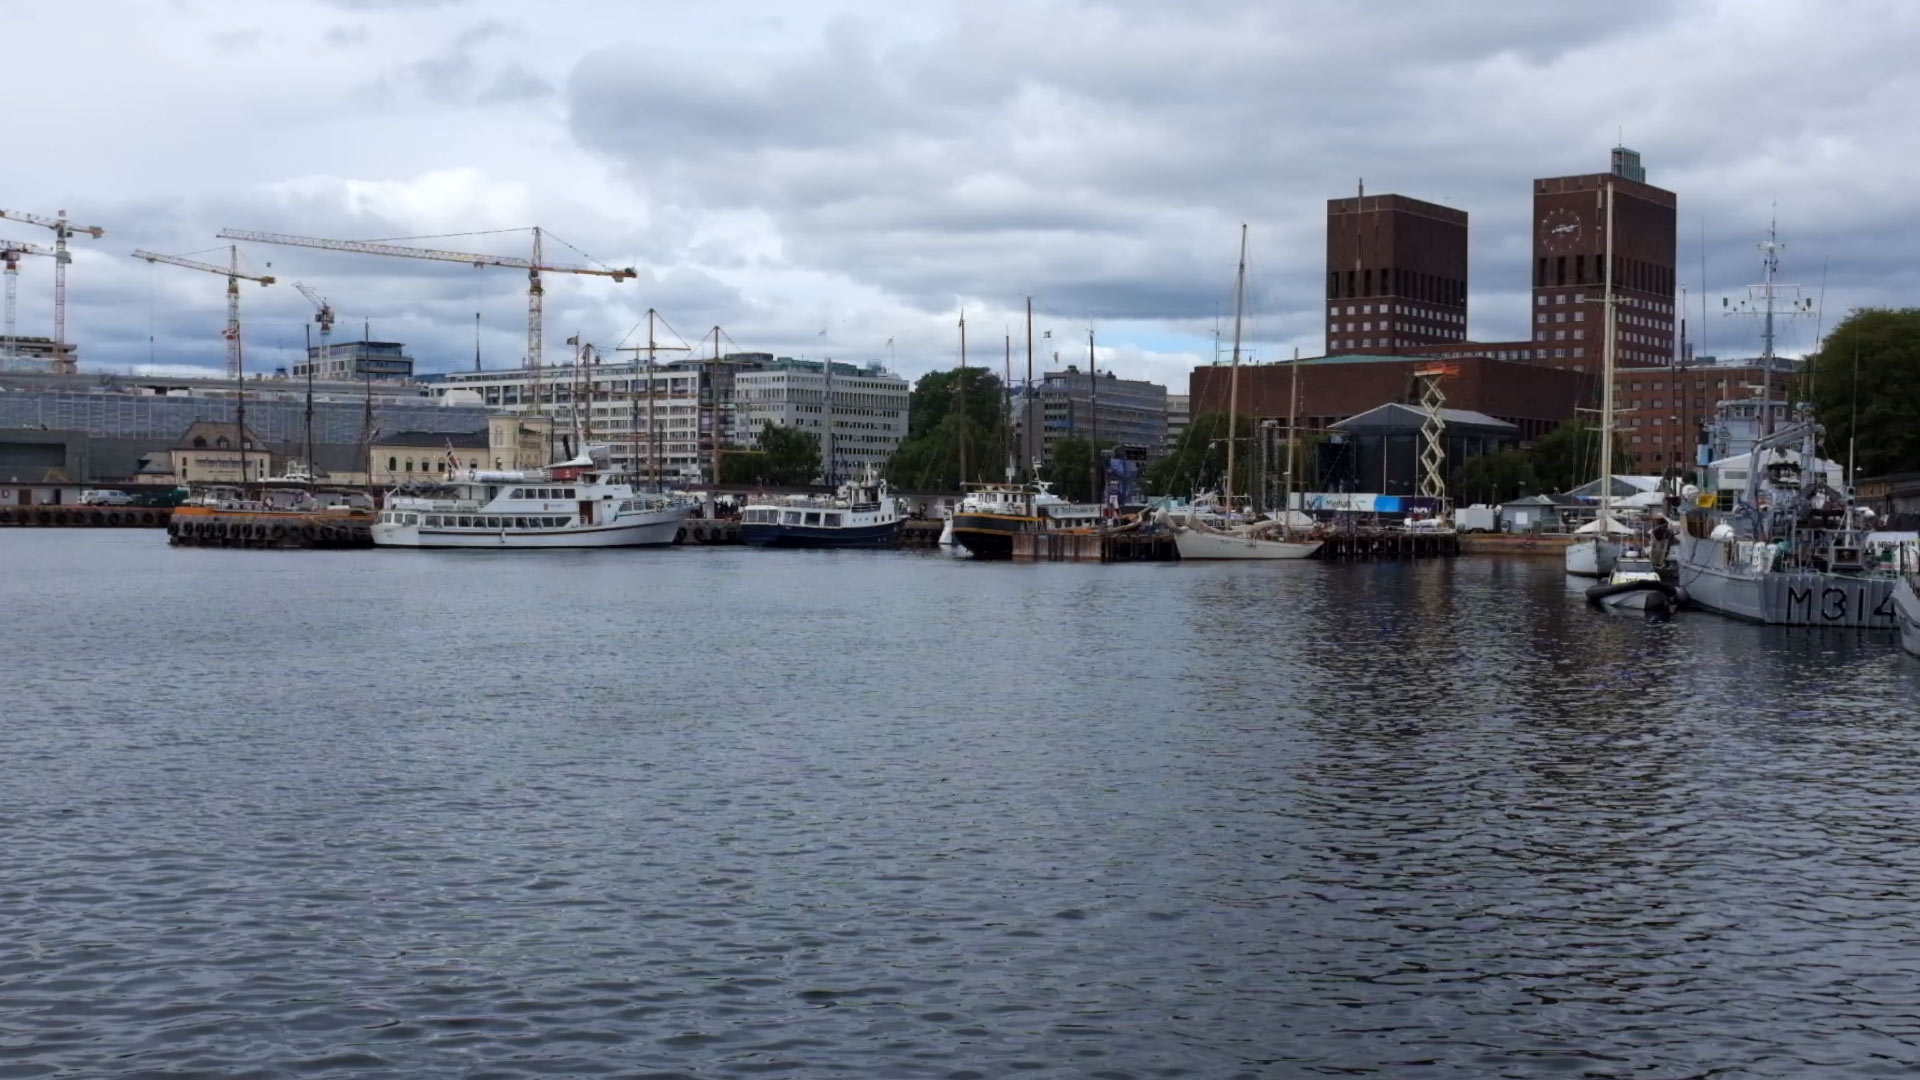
[648,311,696,354]
[361,228,531,243]
[542,230,622,273]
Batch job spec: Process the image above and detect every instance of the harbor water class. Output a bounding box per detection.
[3,530,1919,1078]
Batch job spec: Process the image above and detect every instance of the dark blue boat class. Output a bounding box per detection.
[739,474,905,549]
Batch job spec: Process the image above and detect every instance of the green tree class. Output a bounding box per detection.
[885,368,1006,489]
[1812,307,1920,477]
[1451,446,1537,505]
[1527,419,1633,495]
[1141,411,1258,497]
[1043,436,1123,502]
[720,421,820,486]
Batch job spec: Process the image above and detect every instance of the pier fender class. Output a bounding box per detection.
[676,527,688,544]
[269,525,286,542]
[300,524,318,543]
[106,513,120,526]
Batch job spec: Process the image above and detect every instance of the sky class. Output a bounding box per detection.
[7,0,1918,391]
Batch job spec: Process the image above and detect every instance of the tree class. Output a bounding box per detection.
[1812,307,1920,478]
[1527,419,1633,495]
[885,368,1006,489]
[1140,411,1259,498]
[720,421,820,486]
[1451,447,1537,505]
[1044,437,1111,502]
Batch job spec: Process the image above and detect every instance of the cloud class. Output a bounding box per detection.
[16,0,1920,389]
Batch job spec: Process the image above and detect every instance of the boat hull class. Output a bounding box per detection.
[1674,533,1897,627]
[374,507,689,549]
[1895,576,1920,657]
[950,512,1042,560]
[1173,527,1321,561]
[1564,537,1620,578]
[740,519,902,548]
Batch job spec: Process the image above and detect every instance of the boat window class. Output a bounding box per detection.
[482,517,496,528]
[459,516,472,528]
[405,514,419,526]
[824,513,842,527]
[424,515,437,527]
[783,511,802,525]
[563,488,577,499]
[804,512,821,526]
[515,517,529,529]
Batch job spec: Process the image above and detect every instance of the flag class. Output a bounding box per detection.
[885,337,894,348]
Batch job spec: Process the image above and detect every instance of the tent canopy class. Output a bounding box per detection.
[1573,515,1634,535]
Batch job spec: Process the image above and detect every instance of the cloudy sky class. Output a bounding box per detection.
[8,0,1917,389]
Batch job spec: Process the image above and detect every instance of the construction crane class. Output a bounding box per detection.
[0,209,105,357]
[215,227,635,373]
[1,238,55,359]
[292,281,336,377]
[132,246,276,379]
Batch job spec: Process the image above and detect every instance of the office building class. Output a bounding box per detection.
[292,340,415,382]
[734,358,909,480]
[1019,367,1168,466]
[1530,147,1678,370]
[1325,193,1469,355]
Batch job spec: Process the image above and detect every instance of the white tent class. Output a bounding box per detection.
[1573,515,1635,535]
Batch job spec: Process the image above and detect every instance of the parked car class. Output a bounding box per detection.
[79,489,135,506]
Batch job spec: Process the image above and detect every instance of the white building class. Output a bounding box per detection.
[428,354,907,485]
[1166,393,1189,454]
[734,359,908,480]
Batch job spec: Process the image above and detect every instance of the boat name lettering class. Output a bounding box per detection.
[1821,587,1848,622]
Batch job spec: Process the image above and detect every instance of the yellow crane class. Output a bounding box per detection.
[131,246,276,379]
[1,238,55,360]
[0,209,105,357]
[216,227,635,374]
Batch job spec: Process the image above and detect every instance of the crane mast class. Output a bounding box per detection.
[216,226,633,375]
[1,239,55,361]
[293,281,336,377]
[0,209,104,371]
[131,246,275,379]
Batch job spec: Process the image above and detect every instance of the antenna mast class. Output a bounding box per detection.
[1225,224,1247,508]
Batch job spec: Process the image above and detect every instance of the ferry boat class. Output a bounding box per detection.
[739,472,906,548]
[372,453,689,549]
[948,482,1104,560]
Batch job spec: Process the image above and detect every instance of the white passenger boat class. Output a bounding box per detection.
[373,453,690,549]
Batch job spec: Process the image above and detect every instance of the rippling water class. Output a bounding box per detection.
[3,530,1918,1078]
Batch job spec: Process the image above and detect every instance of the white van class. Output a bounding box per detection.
[80,489,134,506]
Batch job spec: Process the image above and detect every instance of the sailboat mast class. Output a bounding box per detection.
[647,309,657,487]
[303,323,315,478]
[1225,224,1247,507]
[1003,331,1013,481]
[1025,297,1034,481]
[1759,217,1780,437]
[957,310,968,488]
[1088,327,1098,504]
[1284,345,1299,527]
[1599,179,1617,528]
